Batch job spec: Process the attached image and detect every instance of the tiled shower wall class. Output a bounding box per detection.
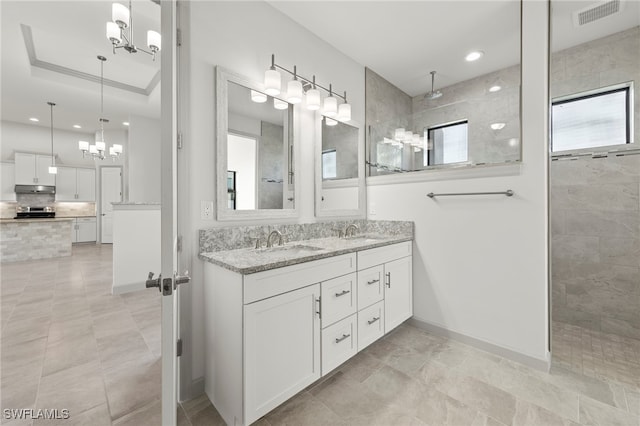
[550,154,640,340]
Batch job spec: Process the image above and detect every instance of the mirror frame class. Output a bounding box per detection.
[314,113,366,218]
[215,66,299,221]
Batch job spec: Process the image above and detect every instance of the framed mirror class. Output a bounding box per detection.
[216,66,298,221]
[315,114,365,218]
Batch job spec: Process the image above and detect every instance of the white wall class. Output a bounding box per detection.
[180,1,365,389]
[128,114,161,203]
[367,1,549,364]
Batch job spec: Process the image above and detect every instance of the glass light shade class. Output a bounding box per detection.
[404,130,413,141]
[147,30,161,51]
[338,103,351,121]
[48,166,58,174]
[95,141,106,151]
[286,80,303,104]
[414,147,422,153]
[78,141,90,151]
[112,144,123,154]
[412,134,420,144]
[273,98,288,110]
[264,69,281,96]
[325,117,338,126]
[112,3,129,27]
[383,137,393,144]
[490,122,506,130]
[489,85,502,92]
[322,96,337,117]
[394,128,405,140]
[106,22,121,43]
[306,89,321,110]
[89,145,99,155]
[250,90,267,103]
[109,147,116,156]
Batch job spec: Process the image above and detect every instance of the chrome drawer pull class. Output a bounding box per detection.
[367,317,380,325]
[335,333,351,343]
[335,289,351,297]
[366,279,379,285]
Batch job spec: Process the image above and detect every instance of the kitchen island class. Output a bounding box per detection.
[0,218,73,262]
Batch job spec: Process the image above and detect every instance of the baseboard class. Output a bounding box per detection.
[111,281,146,295]
[407,317,551,372]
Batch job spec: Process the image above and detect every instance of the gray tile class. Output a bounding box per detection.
[414,386,485,426]
[33,403,111,426]
[579,395,640,426]
[112,399,160,426]
[42,332,98,377]
[103,356,161,421]
[309,371,387,419]
[92,309,138,339]
[265,391,346,426]
[96,329,154,372]
[445,375,517,425]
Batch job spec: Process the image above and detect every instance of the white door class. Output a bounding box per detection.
[384,256,413,331]
[77,218,97,243]
[100,167,122,244]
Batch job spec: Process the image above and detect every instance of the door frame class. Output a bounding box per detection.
[98,165,123,244]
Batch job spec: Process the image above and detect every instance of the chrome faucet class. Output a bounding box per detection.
[266,230,284,248]
[344,224,359,237]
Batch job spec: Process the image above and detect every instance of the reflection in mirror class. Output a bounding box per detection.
[316,115,365,217]
[365,1,521,176]
[321,117,358,180]
[216,67,296,220]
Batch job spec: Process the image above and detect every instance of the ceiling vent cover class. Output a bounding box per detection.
[573,0,624,26]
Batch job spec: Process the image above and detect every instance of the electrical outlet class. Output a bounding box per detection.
[201,200,214,220]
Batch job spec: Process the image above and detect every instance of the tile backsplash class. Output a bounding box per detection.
[0,201,96,218]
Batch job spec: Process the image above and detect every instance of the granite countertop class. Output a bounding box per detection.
[199,233,412,275]
[0,218,74,224]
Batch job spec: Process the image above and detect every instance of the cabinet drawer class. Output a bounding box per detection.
[321,313,357,376]
[357,266,384,309]
[357,241,412,270]
[321,273,357,327]
[358,301,384,351]
[76,217,96,223]
[244,253,356,304]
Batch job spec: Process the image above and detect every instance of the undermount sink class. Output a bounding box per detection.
[258,244,323,254]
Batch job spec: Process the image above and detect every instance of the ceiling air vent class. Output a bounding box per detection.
[573,0,624,26]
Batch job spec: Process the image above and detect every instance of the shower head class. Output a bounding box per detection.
[424,71,443,100]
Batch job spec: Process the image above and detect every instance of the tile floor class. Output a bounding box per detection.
[2,245,639,425]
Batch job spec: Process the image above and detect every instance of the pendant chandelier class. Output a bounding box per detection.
[106,1,161,60]
[78,56,123,161]
[48,101,57,174]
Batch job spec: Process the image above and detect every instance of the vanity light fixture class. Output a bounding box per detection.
[47,102,57,174]
[394,128,406,140]
[107,1,161,61]
[264,54,351,119]
[490,122,506,130]
[79,56,123,161]
[73,124,82,129]
[325,117,338,126]
[122,121,130,126]
[465,50,484,62]
[489,85,502,92]
[29,117,39,122]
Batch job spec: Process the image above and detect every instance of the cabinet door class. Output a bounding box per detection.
[70,220,78,243]
[321,313,357,376]
[357,265,384,310]
[14,153,36,185]
[76,168,96,201]
[55,167,77,201]
[76,218,97,242]
[384,256,413,332]
[36,155,55,186]
[244,283,321,425]
[1,163,16,201]
[320,272,357,327]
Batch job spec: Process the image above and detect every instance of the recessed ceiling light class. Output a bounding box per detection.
[122,122,130,126]
[489,85,501,92]
[508,138,519,147]
[73,124,82,129]
[465,51,484,62]
[490,122,506,130]
[29,117,39,122]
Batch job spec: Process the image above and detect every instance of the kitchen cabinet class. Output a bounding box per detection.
[70,217,97,243]
[56,167,95,202]
[1,162,16,201]
[203,241,412,425]
[14,152,55,186]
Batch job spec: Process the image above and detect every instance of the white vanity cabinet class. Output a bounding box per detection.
[203,241,412,426]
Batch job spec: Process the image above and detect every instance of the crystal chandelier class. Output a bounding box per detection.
[79,56,123,161]
[106,1,161,60]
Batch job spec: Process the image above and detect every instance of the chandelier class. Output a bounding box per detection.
[78,56,123,161]
[106,1,161,60]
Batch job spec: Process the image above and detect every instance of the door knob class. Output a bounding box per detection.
[146,272,162,292]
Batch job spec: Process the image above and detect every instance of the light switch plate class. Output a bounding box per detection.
[201,200,214,220]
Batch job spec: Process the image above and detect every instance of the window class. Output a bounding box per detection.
[322,149,337,179]
[551,85,631,152]
[426,120,468,166]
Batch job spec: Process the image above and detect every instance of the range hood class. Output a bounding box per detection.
[14,185,56,194]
